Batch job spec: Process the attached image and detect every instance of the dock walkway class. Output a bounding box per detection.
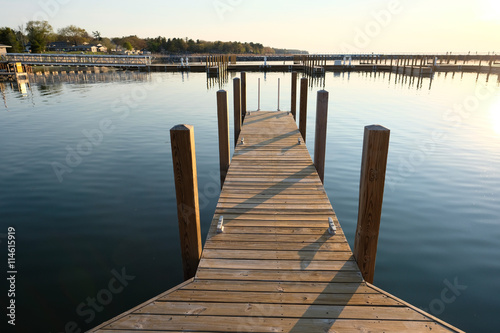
[90,111,463,332]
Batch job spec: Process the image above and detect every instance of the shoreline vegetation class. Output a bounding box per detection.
[0,20,309,56]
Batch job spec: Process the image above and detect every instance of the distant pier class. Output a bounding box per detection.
[2,53,498,77]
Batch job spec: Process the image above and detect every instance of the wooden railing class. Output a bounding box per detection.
[4,53,152,67]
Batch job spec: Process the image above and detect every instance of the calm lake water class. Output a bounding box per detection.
[1,69,499,332]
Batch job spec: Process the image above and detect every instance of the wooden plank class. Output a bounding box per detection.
[137,302,431,321]
[206,234,345,244]
[208,213,334,221]
[104,316,453,332]
[214,209,335,215]
[209,219,338,228]
[200,249,352,261]
[197,258,358,271]
[195,268,364,282]
[162,290,401,306]
[182,280,372,294]
[218,196,331,203]
[206,226,345,236]
[216,203,333,210]
[202,241,351,251]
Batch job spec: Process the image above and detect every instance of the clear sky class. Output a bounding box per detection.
[1,0,499,53]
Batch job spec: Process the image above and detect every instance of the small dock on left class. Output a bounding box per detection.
[0,61,30,81]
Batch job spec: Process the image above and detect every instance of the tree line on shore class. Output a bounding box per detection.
[0,21,307,55]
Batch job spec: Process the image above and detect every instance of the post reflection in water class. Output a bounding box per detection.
[2,69,497,110]
[206,70,229,90]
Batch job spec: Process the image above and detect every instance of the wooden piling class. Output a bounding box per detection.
[233,78,241,146]
[314,90,329,184]
[291,72,298,120]
[241,72,247,121]
[170,124,202,280]
[217,90,230,188]
[353,125,390,284]
[299,77,308,142]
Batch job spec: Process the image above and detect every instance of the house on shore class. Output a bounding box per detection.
[0,44,12,55]
[96,44,107,53]
[73,44,98,53]
[47,42,73,52]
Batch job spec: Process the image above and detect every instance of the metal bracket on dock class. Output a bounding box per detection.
[328,217,337,235]
[298,137,302,145]
[217,216,224,234]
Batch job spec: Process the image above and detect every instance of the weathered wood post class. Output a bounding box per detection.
[314,90,329,184]
[291,72,298,120]
[299,77,308,141]
[353,125,390,284]
[170,124,202,280]
[241,72,247,121]
[217,90,230,188]
[277,78,281,111]
[257,77,261,111]
[233,78,241,146]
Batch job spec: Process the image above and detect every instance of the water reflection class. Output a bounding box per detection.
[0,82,7,109]
[28,70,152,86]
[1,69,498,111]
[491,99,500,135]
[206,70,229,90]
[38,83,63,96]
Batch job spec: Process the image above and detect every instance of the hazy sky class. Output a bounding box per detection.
[2,0,499,53]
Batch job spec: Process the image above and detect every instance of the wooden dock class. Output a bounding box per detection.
[90,111,464,332]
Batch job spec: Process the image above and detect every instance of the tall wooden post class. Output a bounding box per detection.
[241,72,247,121]
[170,124,202,280]
[233,78,241,146]
[299,77,308,142]
[353,125,390,284]
[291,72,298,120]
[314,90,329,183]
[217,90,230,188]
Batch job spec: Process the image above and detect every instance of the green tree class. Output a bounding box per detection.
[99,37,114,53]
[123,41,133,51]
[112,35,147,51]
[26,20,53,52]
[57,25,90,45]
[0,27,23,52]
